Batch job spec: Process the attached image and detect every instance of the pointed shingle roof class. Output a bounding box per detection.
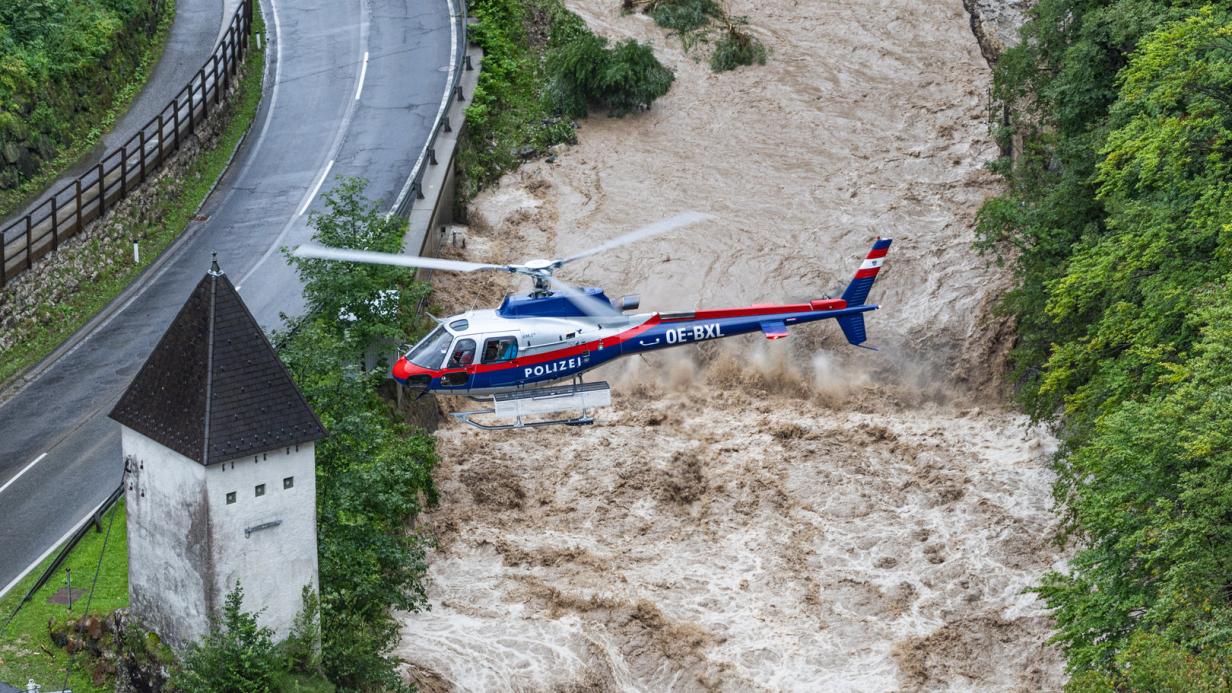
[110,262,326,465]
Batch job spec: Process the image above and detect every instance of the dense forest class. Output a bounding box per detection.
[0,0,166,198]
[979,1,1232,688]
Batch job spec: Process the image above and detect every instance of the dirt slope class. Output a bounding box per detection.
[394,0,1065,689]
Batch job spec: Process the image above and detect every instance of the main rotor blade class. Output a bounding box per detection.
[293,244,511,273]
[547,276,621,318]
[556,211,711,266]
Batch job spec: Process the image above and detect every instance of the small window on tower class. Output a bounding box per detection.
[226,491,236,505]
[283,476,294,489]
[255,484,265,497]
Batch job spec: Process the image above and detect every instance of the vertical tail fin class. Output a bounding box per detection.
[841,237,892,307]
[837,237,891,346]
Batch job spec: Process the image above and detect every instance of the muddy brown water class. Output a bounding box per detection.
[394,0,1065,689]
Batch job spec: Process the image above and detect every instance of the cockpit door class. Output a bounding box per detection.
[440,337,476,388]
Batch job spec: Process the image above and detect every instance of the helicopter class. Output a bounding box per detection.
[293,212,892,430]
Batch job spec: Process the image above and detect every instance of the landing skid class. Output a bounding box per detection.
[452,378,612,431]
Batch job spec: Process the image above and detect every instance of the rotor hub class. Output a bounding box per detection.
[523,258,555,272]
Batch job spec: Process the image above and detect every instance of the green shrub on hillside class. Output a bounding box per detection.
[546,34,674,117]
[0,0,168,194]
[177,584,279,692]
[979,2,1232,686]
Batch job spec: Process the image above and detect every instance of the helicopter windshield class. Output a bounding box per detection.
[406,326,454,369]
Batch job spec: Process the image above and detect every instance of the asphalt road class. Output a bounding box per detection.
[0,0,456,594]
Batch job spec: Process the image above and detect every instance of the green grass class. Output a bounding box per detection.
[460,0,577,197]
[0,502,128,692]
[0,8,267,388]
[0,0,179,221]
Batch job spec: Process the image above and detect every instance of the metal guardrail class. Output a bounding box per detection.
[4,482,124,626]
[391,0,471,218]
[0,0,256,288]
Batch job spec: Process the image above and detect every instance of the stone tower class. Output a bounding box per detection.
[109,259,327,648]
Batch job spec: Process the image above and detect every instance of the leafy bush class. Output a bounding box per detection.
[648,0,720,35]
[177,583,279,693]
[282,177,438,691]
[544,31,610,117]
[1065,631,1231,692]
[545,34,674,117]
[281,587,323,676]
[710,26,767,72]
[601,39,676,114]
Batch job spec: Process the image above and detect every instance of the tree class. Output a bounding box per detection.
[285,177,430,354]
[545,32,674,117]
[981,4,1232,685]
[177,583,279,692]
[280,176,437,690]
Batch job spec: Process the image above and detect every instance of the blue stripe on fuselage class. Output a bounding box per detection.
[620,305,877,357]
[429,305,877,394]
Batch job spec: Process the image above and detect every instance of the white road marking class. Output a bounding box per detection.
[297,159,334,216]
[0,494,109,600]
[0,453,47,497]
[355,51,369,100]
[238,0,369,290]
[390,0,458,216]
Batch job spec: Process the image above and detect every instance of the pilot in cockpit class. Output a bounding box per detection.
[482,341,501,363]
[449,339,476,368]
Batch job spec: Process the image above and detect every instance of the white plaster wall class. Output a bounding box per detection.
[122,427,210,648]
[206,442,319,641]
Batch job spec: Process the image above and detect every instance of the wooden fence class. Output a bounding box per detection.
[0,0,255,287]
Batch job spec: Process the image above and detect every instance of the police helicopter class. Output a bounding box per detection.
[293,212,891,430]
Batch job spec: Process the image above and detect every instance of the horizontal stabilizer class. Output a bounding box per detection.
[761,320,789,340]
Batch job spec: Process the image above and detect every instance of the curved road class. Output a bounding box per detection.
[0,0,457,594]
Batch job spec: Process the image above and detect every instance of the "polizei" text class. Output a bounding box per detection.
[524,355,586,379]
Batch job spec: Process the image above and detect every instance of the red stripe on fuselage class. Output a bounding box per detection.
[431,297,856,380]
[465,314,664,374]
[854,267,879,279]
[867,247,889,260]
[664,301,843,321]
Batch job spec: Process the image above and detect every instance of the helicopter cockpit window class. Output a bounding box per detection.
[406,326,453,369]
[481,336,518,364]
[448,338,477,368]
[449,319,469,331]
